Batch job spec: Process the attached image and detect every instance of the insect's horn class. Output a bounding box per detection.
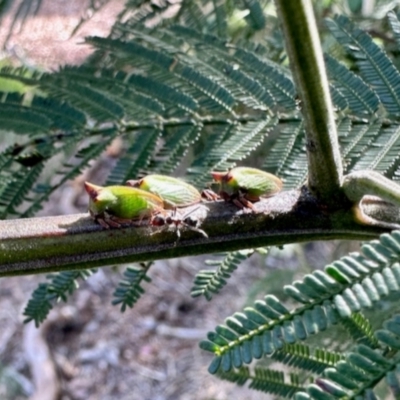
[211,171,226,182]
[84,182,102,200]
[125,179,139,187]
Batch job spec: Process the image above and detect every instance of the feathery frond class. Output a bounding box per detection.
[340,312,380,348]
[0,164,43,218]
[23,270,95,327]
[115,0,174,30]
[325,54,379,116]
[327,15,400,115]
[339,120,381,173]
[387,11,400,49]
[112,263,152,312]
[191,250,255,300]
[216,366,303,397]
[106,129,161,185]
[352,124,400,175]
[271,343,344,374]
[21,134,116,218]
[40,73,125,122]
[0,92,52,135]
[152,123,202,175]
[201,230,400,372]
[295,339,396,399]
[263,120,307,188]
[190,117,277,187]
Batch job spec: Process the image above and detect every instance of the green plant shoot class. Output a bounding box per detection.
[211,167,283,208]
[84,182,164,228]
[126,174,201,209]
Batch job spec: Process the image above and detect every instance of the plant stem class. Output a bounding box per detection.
[0,191,397,277]
[274,0,344,205]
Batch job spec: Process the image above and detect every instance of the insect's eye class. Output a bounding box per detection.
[165,217,173,224]
[152,216,165,226]
[184,217,197,227]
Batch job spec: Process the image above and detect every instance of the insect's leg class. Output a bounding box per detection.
[101,213,122,228]
[89,209,112,228]
[136,212,145,225]
[172,208,182,240]
[230,193,254,209]
[187,225,208,238]
[97,217,112,229]
[102,212,139,226]
[180,206,201,221]
[219,191,231,202]
[238,198,255,210]
[236,191,256,210]
[201,189,220,201]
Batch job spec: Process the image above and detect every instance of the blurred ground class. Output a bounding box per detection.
[0,2,360,399]
[0,252,280,400]
[0,0,125,68]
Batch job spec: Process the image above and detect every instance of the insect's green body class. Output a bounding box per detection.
[126,174,201,208]
[85,182,164,221]
[212,167,282,199]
